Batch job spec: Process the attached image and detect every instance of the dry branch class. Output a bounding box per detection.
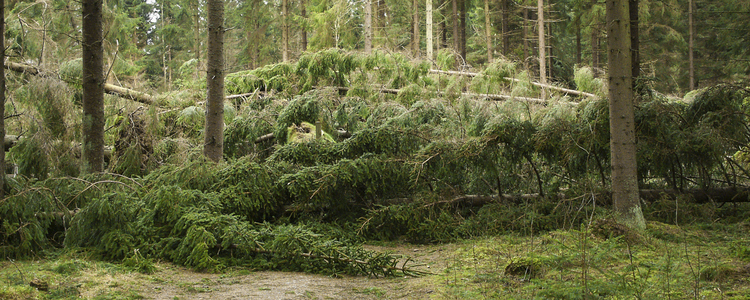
[5,62,156,106]
[428,69,598,99]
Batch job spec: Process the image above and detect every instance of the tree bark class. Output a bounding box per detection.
[0,0,5,197]
[630,0,640,87]
[484,0,492,63]
[301,0,308,51]
[591,0,600,77]
[282,0,289,62]
[82,0,105,173]
[522,7,529,69]
[501,0,509,56]
[606,0,645,230]
[412,0,420,57]
[364,0,372,53]
[204,0,225,162]
[426,0,433,59]
[458,0,466,60]
[452,0,459,57]
[538,0,546,100]
[688,0,695,90]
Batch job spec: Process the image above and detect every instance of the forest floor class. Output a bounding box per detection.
[3,220,750,299]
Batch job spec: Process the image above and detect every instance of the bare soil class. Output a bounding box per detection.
[135,244,453,300]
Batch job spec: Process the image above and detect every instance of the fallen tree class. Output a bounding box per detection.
[5,62,157,106]
[429,68,598,99]
[330,86,555,105]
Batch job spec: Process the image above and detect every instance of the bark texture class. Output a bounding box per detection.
[484,0,491,62]
[364,0,372,53]
[630,0,640,86]
[606,0,645,230]
[426,0,432,59]
[82,0,105,173]
[412,0,420,56]
[204,0,225,162]
[282,0,289,62]
[538,0,546,100]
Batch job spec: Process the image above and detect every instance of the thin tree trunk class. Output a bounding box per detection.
[606,0,645,230]
[365,0,372,53]
[426,0,433,59]
[82,0,104,173]
[301,0,308,51]
[523,7,529,69]
[452,0,459,56]
[688,0,695,90]
[412,0,420,56]
[485,0,492,63]
[576,15,581,65]
[204,0,225,162]
[592,1,600,77]
[630,0,639,88]
[282,0,289,62]
[538,0,546,100]
[194,2,201,61]
[458,0,466,60]
[441,0,448,49]
[501,0,509,56]
[0,0,5,197]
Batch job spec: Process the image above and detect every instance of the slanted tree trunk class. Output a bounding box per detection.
[364,0,372,53]
[484,0,492,63]
[82,0,105,173]
[538,0,546,100]
[204,0,225,162]
[426,0,433,59]
[606,0,645,230]
[412,0,420,56]
[0,0,5,197]
[282,0,289,62]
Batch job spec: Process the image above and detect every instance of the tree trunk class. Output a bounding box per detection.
[0,0,5,197]
[282,0,289,62]
[522,7,529,69]
[576,15,581,65]
[688,0,695,90]
[204,0,225,162]
[606,0,645,230]
[484,0,492,63]
[412,0,420,56]
[364,0,372,53]
[440,0,448,49]
[630,0,640,87]
[458,0,466,60]
[538,0,546,100]
[301,0,308,51]
[426,0,433,59]
[82,0,105,173]
[194,2,201,61]
[452,0,459,56]
[592,1,600,77]
[501,0,509,56]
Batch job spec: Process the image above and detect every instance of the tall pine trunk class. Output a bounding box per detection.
[688,0,695,90]
[412,0,420,56]
[606,0,645,230]
[484,0,492,63]
[538,0,546,99]
[0,0,5,197]
[426,0,433,59]
[365,0,372,53]
[204,0,225,162]
[282,0,289,61]
[82,0,104,173]
[301,0,308,51]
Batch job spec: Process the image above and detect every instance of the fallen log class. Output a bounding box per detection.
[6,62,156,106]
[254,129,351,143]
[332,86,554,105]
[428,69,598,99]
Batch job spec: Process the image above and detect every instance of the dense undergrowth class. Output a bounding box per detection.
[1,50,750,291]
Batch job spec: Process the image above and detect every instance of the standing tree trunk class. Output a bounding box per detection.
[522,7,529,69]
[365,0,372,53]
[630,0,640,88]
[426,0,433,59]
[592,0,600,77]
[452,0,459,56]
[204,0,225,162]
[606,0,645,230]
[440,0,448,49]
[193,1,201,61]
[538,0,546,99]
[688,0,695,90]
[412,0,420,56]
[301,0,308,51]
[458,0,466,60]
[0,0,5,197]
[484,0,492,63]
[576,14,581,65]
[282,0,289,62]
[82,0,104,173]
[501,0,509,56]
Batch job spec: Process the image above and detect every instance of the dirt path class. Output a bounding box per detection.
[136,244,453,300]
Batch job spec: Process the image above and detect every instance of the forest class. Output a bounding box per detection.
[1,0,750,299]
